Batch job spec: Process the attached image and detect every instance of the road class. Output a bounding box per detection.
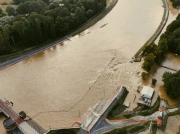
[18,122,39,134]
[0,35,72,71]
[90,111,158,134]
[90,99,180,134]
[133,0,169,59]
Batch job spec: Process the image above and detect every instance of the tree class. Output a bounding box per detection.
[142,43,157,56]
[166,20,180,33]
[176,44,180,55]
[49,2,59,10]
[152,78,157,85]
[0,16,15,29]
[155,38,168,64]
[142,53,155,72]
[55,16,63,36]
[6,6,16,16]
[0,8,5,17]
[0,0,106,55]
[173,27,180,38]
[162,71,180,99]
[166,36,177,53]
[16,0,47,14]
[1,24,13,52]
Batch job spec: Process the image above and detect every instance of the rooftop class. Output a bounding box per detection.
[141,86,154,98]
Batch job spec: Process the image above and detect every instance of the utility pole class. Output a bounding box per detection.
[148,120,153,134]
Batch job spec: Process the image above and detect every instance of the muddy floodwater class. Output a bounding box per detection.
[154,0,180,105]
[0,0,178,132]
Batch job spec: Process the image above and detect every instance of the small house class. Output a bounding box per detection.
[140,86,154,99]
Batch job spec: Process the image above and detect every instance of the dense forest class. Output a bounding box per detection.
[170,0,180,8]
[142,13,180,72]
[0,0,106,55]
[160,14,180,55]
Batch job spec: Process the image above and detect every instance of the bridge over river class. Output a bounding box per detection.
[0,99,39,134]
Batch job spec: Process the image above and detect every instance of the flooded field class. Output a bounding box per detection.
[0,0,177,132]
[150,0,180,106]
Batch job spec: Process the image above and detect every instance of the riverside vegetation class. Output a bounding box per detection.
[0,0,106,55]
[142,13,180,99]
[170,0,180,8]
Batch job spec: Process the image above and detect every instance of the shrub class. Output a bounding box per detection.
[152,78,157,85]
[1,2,7,5]
[142,53,155,72]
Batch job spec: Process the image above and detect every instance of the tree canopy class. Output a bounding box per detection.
[162,71,180,99]
[142,53,155,72]
[170,0,180,8]
[16,0,48,14]
[0,0,106,55]
[159,17,180,56]
[6,6,16,16]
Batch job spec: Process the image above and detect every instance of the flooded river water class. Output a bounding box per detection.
[0,0,178,132]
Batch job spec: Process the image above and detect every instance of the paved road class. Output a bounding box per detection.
[18,122,39,134]
[133,0,169,59]
[91,117,140,134]
[0,100,23,125]
[0,36,72,71]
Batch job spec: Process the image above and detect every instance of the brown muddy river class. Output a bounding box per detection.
[0,0,178,132]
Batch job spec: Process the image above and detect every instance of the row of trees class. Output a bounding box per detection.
[141,14,180,72]
[160,17,180,55]
[0,0,106,55]
[142,39,168,72]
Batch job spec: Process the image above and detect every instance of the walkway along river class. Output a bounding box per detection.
[133,0,170,60]
[0,0,178,133]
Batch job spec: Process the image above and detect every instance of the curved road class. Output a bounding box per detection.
[133,0,170,60]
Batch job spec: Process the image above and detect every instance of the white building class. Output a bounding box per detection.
[140,86,154,99]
